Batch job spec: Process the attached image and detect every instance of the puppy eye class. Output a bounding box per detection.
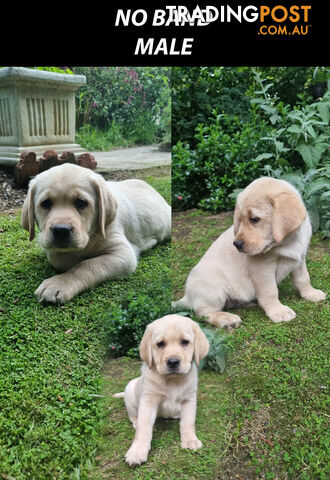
[181,339,189,346]
[74,198,88,209]
[250,217,260,224]
[157,341,165,349]
[40,199,52,209]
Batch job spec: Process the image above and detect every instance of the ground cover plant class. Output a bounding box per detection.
[0,170,171,480]
[171,209,329,480]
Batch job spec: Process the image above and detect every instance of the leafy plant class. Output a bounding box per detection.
[104,292,171,358]
[279,167,330,237]
[310,67,329,85]
[172,67,329,236]
[199,327,227,373]
[72,67,171,146]
[287,102,329,169]
[172,111,277,211]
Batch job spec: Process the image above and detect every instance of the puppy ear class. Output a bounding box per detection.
[139,324,153,369]
[233,205,241,236]
[92,177,118,238]
[233,192,242,235]
[21,184,36,241]
[271,192,307,243]
[192,321,209,366]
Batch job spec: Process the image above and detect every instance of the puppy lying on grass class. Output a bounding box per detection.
[114,314,209,467]
[21,163,171,304]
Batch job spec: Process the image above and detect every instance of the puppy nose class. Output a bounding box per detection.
[233,239,244,251]
[167,357,180,369]
[52,224,73,242]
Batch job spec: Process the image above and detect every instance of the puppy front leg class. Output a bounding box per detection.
[180,397,202,450]
[252,267,296,323]
[35,240,137,303]
[125,396,159,467]
[290,258,326,302]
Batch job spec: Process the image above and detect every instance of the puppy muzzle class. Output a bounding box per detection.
[166,357,181,373]
[233,239,244,252]
[51,224,73,248]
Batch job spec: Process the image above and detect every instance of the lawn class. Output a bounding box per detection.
[171,209,329,480]
[0,170,171,480]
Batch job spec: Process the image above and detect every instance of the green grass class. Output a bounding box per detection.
[1,192,328,480]
[75,116,159,152]
[0,174,170,480]
[76,124,130,152]
[171,209,329,480]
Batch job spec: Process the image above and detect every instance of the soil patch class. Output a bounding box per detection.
[0,167,28,213]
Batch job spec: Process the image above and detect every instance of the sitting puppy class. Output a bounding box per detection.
[21,163,171,303]
[173,177,326,328]
[113,314,209,467]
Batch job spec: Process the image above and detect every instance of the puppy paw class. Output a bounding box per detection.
[207,312,242,329]
[302,288,326,303]
[35,275,74,304]
[181,437,202,450]
[268,305,296,323]
[125,443,149,467]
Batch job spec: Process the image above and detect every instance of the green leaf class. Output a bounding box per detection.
[307,206,320,232]
[305,178,330,197]
[270,114,280,125]
[287,125,302,134]
[316,102,330,123]
[306,125,316,137]
[280,172,305,192]
[250,98,266,104]
[254,153,274,162]
[296,143,328,169]
[320,191,330,200]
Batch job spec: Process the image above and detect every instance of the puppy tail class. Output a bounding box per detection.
[113,392,125,398]
[171,296,188,310]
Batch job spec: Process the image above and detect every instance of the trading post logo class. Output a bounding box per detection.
[257,5,311,36]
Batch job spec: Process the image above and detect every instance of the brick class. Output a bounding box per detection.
[77,153,97,170]
[14,151,39,186]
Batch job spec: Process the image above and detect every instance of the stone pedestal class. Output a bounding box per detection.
[0,67,86,166]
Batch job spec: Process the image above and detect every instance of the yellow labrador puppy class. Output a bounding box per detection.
[173,177,326,328]
[21,163,171,303]
[114,314,209,467]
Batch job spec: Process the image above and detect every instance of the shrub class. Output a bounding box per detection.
[103,292,171,359]
[172,111,277,211]
[275,167,330,237]
[172,67,254,147]
[172,68,330,236]
[73,66,171,145]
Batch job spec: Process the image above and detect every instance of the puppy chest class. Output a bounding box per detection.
[158,397,182,419]
[157,386,194,419]
[276,257,298,283]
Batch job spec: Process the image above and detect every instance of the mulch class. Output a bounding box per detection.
[0,167,27,214]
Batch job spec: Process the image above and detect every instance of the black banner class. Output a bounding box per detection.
[5,1,326,67]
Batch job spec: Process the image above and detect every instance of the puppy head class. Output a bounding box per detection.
[21,163,117,251]
[233,177,307,255]
[139,315,209,375]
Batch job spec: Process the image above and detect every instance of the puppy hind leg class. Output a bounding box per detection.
[196,305,242,329]
[290,259,326,303]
